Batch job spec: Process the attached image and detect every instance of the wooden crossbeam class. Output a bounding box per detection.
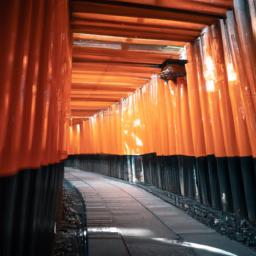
[72,70,152,79]
[72,13,205,31]
[190,0,232,8]
[71,109,101,114]
[71,19,200,37]
[72,72,149,83]
[73,45,179,60]
[72,25,196,42]
[89,0,231,15]
[71,104,112,109]
[71,1,218,25]
[73,33,187,46]
[71,97,120,102]
[72,62,160,70]
[72,84,137,92]
[70,90,130,96]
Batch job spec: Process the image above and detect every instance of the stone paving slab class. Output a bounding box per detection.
[88,238,129,256]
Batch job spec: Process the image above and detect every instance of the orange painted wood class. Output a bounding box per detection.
[68,5,256,159]
[73,61,161,71]
[71,97,120,102]
[73,70,153,79]
[0,0,71,175]
[72,25,196,42]
[99,0,229,15]
[71,1,216,25]
[72,84,137,91]
[73,33,187,46]
[191,0,233,8]
[71,19,200,36]
[72,13,206,31]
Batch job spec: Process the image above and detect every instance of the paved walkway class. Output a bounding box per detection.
[65,168,256,256]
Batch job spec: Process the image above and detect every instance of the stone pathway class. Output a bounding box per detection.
[65,168,256,256]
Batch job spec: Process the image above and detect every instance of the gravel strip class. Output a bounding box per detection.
[52,180,88,256]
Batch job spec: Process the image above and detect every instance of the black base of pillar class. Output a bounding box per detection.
[0,162,64,256]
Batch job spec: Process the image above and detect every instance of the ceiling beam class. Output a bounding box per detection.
[71,1,219,25]
[71,19,201,37]
[71,100,115,106]
[71,109,101,113]
[70,90,130,96]
[71,96,121,102]
[73,56,166,65]
[72,72,149,82]
[72,80,148,86]
[72,25,196,42]
[72,84,137,92]
[71,104,112,109]
[76,0,232,16]
[190,0,233,8]
[72,62,161,72]
[72,13,205,31]
[72,33,185,47]
[73,45,180,60]
[72,70,152,79]
[89,0,230,15]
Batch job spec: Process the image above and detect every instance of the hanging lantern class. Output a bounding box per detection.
[160,59,187,83]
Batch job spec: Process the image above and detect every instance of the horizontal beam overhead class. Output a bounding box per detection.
[71,96,120,102]
[71,104,112,109]
[71,117,90,119]
[71,19,201,36]
[72,84,137,92]
[72,72,149,82]
[71,101,115,106]
[189,0,232,8]
[93,0,231,15]
[70,90,130,96]
[73,33,187,47]
[73,45,180,59]
[71,109,101,113]
[71,1,219,25]
[73,61,160,72]
[72,62,160,73]
[72,79,148,86]
[73,57,165,65]
[72,25,196,42]
[72,71,152,79]
[72,13,205,32]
